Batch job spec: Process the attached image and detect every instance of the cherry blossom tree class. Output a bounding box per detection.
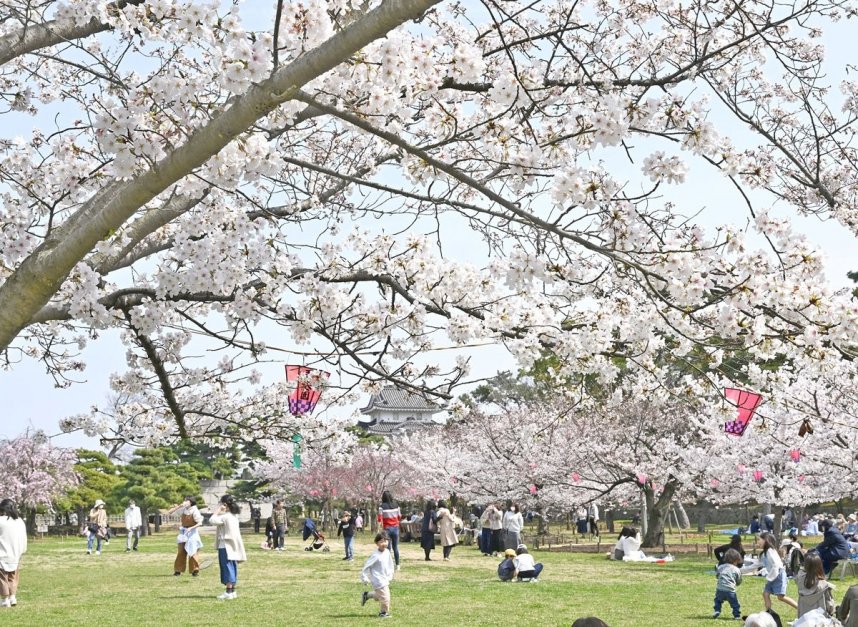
[0,430,78,531]
[0,0,856,451]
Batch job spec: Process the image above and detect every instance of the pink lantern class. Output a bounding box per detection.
[789,449,801,463]
[365,484,373,493]
[636,473,648,485]
[571,472,581,483]
[285,365,330,415]
[529,485,538,495]
[798,475,806,483]
[753,470,764,482]
[724,387,763,437]
[711,479,720,488]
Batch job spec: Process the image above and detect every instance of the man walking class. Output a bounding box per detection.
[125,500,142,552]
[272,500,288,551]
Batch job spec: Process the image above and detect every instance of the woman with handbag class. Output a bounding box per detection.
[436,500,459,561]
[420,500,438,561]
[86,499,108,555]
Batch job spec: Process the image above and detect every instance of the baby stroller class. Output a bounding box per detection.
[302,517,330,552]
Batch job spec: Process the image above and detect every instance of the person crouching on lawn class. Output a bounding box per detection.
[210,494,246,600]
[360,531,395,618]
[513,544,543,581]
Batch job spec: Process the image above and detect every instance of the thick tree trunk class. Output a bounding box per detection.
[642,478,679,548]
[675,501,690,529]
[697,501,711,533]
[140,506,149,536]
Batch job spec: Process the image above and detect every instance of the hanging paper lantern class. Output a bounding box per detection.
[529,485,538,495]
[365,484,373,493]
[571,472,581,483]
[789,449,801,463]
[798,475,806,483]
[753,470,764,482]
[711,479,720,488]
[636,473,648,485]
[285,365,330,415]
[724,387,763,437]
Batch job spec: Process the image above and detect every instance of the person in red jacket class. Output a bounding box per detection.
[378,491,401,571]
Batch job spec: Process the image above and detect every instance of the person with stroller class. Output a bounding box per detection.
[378,491,402,571]
[360,531,395,619]
[338,510,356,561]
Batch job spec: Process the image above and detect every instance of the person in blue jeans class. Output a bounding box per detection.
[713,548,743,619]
[378,491,401,570]
[512,544,543,581]
[338,510,356,561]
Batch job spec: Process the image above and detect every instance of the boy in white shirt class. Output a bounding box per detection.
[360,531,395,618]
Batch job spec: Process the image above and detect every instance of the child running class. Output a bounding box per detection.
[743,532,798,613]
[713,548,743,619]
[360,531,395,619]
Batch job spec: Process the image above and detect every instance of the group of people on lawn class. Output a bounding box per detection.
[712,520,858,625]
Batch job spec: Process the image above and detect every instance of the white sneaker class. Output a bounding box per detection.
[96,551,101,555]
[0,598,10,608]
[396,564,401,571]
[217,592,237,600]
[9,596,15,606]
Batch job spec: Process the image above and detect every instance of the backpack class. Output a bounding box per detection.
[787,546,805,576]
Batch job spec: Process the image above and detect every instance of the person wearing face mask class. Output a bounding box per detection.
[167,496,203,577]
[502,503,524,551]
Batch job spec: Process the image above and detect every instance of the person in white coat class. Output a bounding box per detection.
[502,504,524,551]
[209,494,247,600]
[0,499,27,608]
[124,500,142,552]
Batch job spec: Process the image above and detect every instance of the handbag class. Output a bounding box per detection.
[428,517,438,533]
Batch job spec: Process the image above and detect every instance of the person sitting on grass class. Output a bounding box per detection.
[713,548,743,620]
[611,526,642,561]
[513,544,543,582]
[497,548,516,582]
[795,552,835,619]
[715,534,746,565]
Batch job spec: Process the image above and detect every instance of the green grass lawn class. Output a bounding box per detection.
[7,531,855,626]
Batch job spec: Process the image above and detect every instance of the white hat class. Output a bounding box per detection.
[94,499,105,507]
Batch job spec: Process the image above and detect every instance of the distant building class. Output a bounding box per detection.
[357,386,444,436]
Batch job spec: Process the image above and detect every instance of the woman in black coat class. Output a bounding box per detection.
[420,499,437,561]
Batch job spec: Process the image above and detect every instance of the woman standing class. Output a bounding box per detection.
[0,499,27,608]
[502,503,524,551]
[420,500,437,561]
[435,500,459,561]
[86,499,108,555]
[168,496,203,576]
[210,494,246,600]
[378,491,402,571]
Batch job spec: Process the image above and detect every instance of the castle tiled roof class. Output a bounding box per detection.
[360,386,444,414]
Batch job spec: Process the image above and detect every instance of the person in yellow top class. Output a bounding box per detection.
[86,500,108,555]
